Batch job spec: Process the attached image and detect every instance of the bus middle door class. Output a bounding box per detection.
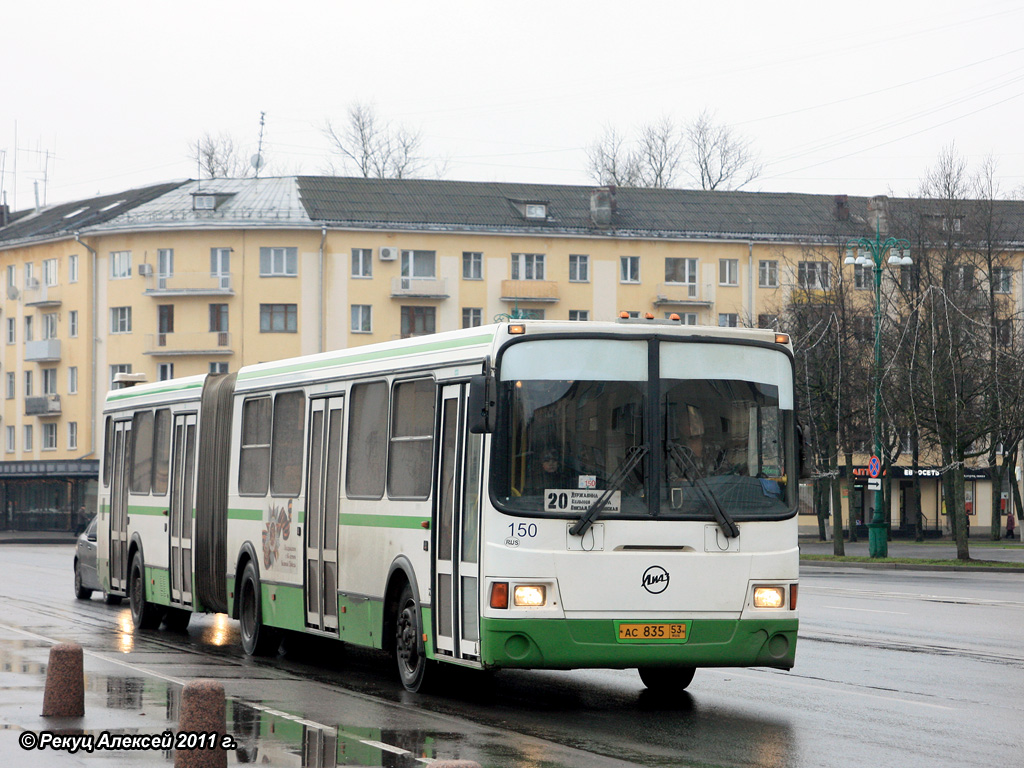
[304,397,342,634]
[434,383,483,662]
[109,420,132,593]
[168,413,197,607]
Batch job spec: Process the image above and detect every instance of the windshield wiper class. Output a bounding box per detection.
[666,441,739,539]
[569,445,648,537]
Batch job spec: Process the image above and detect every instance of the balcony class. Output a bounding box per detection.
[653,282,712,306]
[144,331,233,356]
[143,272,234,296]
[500,279,560,303]
[26,395,61,416]
[25,339,61,362]
[23,283,62,307]
[390,277,449,299]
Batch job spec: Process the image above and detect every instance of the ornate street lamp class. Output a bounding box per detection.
[844,223,912,558]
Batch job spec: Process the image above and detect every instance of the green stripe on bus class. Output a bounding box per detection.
[338,513,429,530]
[227,509,264,521]
[107,380,205,402]
[128,506,167,516]
[237,333,494,381]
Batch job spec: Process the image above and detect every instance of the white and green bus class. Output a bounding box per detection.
[97,319,801,692]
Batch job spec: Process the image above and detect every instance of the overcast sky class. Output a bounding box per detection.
[3,1,1023,212]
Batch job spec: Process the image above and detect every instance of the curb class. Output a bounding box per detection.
[800,558,1024,573]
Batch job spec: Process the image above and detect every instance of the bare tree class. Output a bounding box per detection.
[685,109,763,191]
[586,111,761,190]
[188,132,258,179]
[323,102,426,179]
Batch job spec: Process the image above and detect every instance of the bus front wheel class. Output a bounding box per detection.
[395,583,431,692]
[239,561,279,656]
[129,552,163,630]
[638,665,696,692]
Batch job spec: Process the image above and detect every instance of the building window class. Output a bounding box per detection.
[110,307,132,334]
[401,250,436,279]
[352,248,373,278]
[69,367,78,395]
[24,316,33,342]
[944,265,975,291]
[993,267,1013,294]
[997,318,1013,346]
[69,254,79,283]
[24,371,33,397]
[569,254,590,283]
[43,313,58,340]
[901,265,920,292]
[351,304,372,333]
[569,310,589,321]
[5,372,14,399]
[211,247,231,289]
[719,259,739,286]
[665,258,698,286]
[43,258,59,287]
[24,425,33,452]
[260,304,297,333]
[69,310,79,338]
[25,263,35,287]
[6,265,14,288]
[5,318,13,344]
[158,304,174,342]
[400,306,436,338]
[42,423,57,451]
[462,308,482,328]
[158,363,174,381]
[68,422,78,450]
[852,315,874,342]
[620,256,640,283]
[259,247,298,277]
[758,260,778,288]
[110,364,132,388]
[110,250,131,279]
[157,249,174,287]
[519,308,545,320]
[797,261,830,290]
[5,426,14,453]
[42,368,57,395]
[511,253,545,281]
[854,263,872,290]
[209,304,229,336]
[718,313,739,328]
[210,362,229,375]
[676,312,698,325]
[463,252,483,280]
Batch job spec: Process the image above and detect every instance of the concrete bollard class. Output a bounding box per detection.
[174,679,227,768]
[41,643,84,717]
[429,762,483,768]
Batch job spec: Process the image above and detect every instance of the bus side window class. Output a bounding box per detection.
[346,381,388,499]
[388,378,435,499]
[130,411,154,494]
[270,391,305,496]
[152,408,172,495]
[239,397,272,495]
[102,417,114,487]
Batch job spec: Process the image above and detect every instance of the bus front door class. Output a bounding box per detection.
[304,397,342,634]
[109,420,131,593]
[169,413,197,607]
[434,383,482,662]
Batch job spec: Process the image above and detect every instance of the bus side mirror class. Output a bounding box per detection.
[796,423,812,479]
[468,374,495,434]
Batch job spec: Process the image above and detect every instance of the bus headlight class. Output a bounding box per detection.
[753,586,785,609]
[513,585,546,607]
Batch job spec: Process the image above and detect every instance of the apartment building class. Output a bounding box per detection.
[1,176,1022,535]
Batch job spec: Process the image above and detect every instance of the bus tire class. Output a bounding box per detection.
[395,582,431,692]
[129,552,163,630]
[74,559,92,600]
[638,665,696,692]
[239,561,280,656]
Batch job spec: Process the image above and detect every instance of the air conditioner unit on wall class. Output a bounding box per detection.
[26,278,39,289]
[379,246,399,261]
[138,264,153,276]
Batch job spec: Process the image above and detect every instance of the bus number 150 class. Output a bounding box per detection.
[508,522,538,538]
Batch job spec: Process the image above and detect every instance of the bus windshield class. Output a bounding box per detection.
[493,337,795,520]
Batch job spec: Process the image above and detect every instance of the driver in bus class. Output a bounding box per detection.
[526,448,576,494]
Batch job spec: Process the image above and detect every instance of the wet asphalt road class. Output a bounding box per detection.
[0,544,1021,767]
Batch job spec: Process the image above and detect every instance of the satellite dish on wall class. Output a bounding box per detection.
[250,154,264,171]
[7,286,19,301]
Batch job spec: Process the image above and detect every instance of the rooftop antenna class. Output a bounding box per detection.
[196,139,202,190]
[251,111,266,179]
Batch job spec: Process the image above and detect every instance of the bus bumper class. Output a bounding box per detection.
[479,617,797,670]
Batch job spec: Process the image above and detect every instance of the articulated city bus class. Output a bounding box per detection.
[96,319,800,692]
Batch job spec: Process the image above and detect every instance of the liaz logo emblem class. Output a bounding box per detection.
[642,565,670,594]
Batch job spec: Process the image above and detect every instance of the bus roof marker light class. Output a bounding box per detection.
[645,312,655,320]
[775,333,790,345]
[669,314,681,322]
[508,324,526,335]
[619,311,630,319]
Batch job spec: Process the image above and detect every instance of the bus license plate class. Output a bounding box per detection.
[617,622,688,642]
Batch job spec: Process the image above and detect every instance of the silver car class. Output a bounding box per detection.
[74,517,121,604]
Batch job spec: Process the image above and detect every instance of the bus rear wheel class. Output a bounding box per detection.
[638,665,696,692]
[395,583,430,692]
[239,561,279,656]
[129,552,163,630]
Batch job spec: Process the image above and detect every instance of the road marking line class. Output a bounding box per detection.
[823,605,908,614]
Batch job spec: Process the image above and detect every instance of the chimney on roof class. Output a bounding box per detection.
[590,185,616,227]
[867,195,889,235]
[0,203,8,227]
[834,195,850,221]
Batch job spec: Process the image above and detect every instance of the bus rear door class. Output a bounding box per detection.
[169,413,197,607]
[108,420,131,593]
